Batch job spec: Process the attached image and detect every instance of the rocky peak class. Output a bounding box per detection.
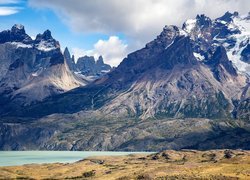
[182,14,212,36]
[0,24,32,44]
[217,11,239,23]
[34,30,60,52]
[160,25,181,41]
[11,24,25,34]
[35,30,54,42]
[64,47,71,58]
[77,56,95,65]
[96,56,111,71]
[146,25,182,50]
[195,14,212,28]
[76,55,111,76]
[244,12,250,20]
[96,56,104,65]
[72,55,75,63]
[64,47,76,71]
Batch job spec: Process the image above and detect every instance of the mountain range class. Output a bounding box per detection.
[0,25,111,106]
[0,12,249,151]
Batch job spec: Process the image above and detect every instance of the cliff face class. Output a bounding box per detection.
[76,55,111,77]
[0,25,85,104]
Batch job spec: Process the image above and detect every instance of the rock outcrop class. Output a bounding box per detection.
[76,55,111,77]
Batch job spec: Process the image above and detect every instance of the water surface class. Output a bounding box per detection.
[0,151,152,167]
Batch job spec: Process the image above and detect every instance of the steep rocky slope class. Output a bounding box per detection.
[0,25,86,105]
[95,12,250,120]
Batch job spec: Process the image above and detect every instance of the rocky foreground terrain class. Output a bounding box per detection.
[1,117,250,151]
[0,149,250,179]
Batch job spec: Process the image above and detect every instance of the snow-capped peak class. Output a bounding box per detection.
[222,14,250,75]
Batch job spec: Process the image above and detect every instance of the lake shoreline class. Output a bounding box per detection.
[1,149,250,179]
[0,151,153,167]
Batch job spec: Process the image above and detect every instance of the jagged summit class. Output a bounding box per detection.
[96,55,104,64]
[64,47,76,71]
[76,55,111,77]
[11,24,25,32]
[0,25,85,104]
[35,29,53,41]
[181,11,250,76]
[34,29,60,52]
[217,11,239,22]
[244,12,250,20]
[0,24,32,44]
[145,25,185,52]
[0,25,60,52]
[195,14,212,28]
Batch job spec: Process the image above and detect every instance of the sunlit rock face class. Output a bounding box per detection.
[0,24,85,104]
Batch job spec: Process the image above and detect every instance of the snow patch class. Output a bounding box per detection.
[32,73,38,77]
[11,42,32,48]
[226,16,250,75]
[193,52,205,61]
[101,70,110,73]
[217,20,227,25]
[165,40,175,49]
[213,15,250,76]
[179,29,188,36]
[183,19,196,33]
[36,40,56,52]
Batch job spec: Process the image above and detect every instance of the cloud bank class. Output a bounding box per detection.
[29,0,250,65]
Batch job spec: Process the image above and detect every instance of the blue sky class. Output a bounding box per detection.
[0,1,120,51]
[0,0,249,66]
[0,0,128,66]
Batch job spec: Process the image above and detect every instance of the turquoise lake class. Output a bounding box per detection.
[0,151,153,167]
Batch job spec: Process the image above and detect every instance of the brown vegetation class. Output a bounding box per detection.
[0,150,250,180]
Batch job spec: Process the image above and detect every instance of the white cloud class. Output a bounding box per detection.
[28,0,250,51]
[0,6,20,16]
[72,36,128,67]
[0,0,22,15]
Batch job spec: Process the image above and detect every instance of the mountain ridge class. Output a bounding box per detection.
[0,12,249,151]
